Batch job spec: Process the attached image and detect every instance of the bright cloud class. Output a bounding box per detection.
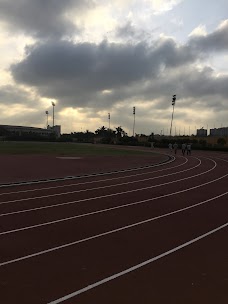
[189,24,207,37]
[146,0,183,15]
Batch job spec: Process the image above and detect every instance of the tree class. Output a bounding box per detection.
[95,126,108,137]
[115,126,127,138]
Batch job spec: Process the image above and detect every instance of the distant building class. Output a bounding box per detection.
[210,127,228,137]
[197,128,207,137]
[0,124,61,138]
[47,125,61,137]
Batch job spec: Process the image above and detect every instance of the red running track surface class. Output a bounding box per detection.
[0,149,227,304]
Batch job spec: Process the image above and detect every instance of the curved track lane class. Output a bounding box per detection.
[0,151,227,304]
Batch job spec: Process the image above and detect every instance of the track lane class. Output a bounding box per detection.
[68,225,228,304]
[0,157,227,234]
[0,157,216,216]
[0,152,173,190]
[0,198,227,303]
[0,177,227,266]
[0,156,188,201]
[0,151,227,304]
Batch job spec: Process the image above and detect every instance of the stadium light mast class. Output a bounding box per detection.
[108,112,110,129]
[52,101,55,127]
[133,106,136,136]
[169,95,176,137]
[45,111,49,127]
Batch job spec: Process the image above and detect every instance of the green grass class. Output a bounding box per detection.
[0,141,154,156]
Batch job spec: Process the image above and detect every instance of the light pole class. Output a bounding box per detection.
[133,106,136,136]
[169,95,176,137]
[52,101,55,127]
[108,113,110,129]
[45,111,49,127]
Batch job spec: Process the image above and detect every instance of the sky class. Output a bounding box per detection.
[0,0,228,136]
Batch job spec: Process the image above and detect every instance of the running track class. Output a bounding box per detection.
[0,150,228,304]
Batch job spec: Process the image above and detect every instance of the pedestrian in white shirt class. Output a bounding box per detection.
[173,142,178,154]
[168,143,173,153]
[187,143,192,155]
[182,143,186,156]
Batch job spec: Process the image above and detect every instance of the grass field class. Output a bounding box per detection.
[0,141,153,156]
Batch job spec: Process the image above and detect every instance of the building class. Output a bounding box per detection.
[0,124,61,138]
[197,128,207,137]
[210,127,228,137]
[47,125,61,137]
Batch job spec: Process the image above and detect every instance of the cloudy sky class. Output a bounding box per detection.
[0,0,228,135]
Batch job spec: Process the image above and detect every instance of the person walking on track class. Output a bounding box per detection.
[173,142,178,154]
[187,143,192,155]
[168,143,173,153]
[182,143,186,156]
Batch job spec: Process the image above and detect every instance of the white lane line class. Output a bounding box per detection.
[0,158,188,197]
[0,174,227,240]
[212,157,228,162]
[56,157,82,159]
[0,153,174,188]
[0,158,198,206]
[47,221,228,303]
[0,191,227,267]
[0,158,216,216]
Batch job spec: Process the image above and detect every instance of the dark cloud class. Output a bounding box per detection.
[2,2,228,133]
[116,22,136,38]
[0,84,37,105]
[180,67,228,100]
[115,21,159,41]
[0,0,94,38]
[134,66,228,111]
[8,20,228,133]
[189,21,228,53]
[153,38,196,67]
[10,38,197,107]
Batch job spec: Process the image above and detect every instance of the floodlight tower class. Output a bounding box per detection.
[133,106,136,136]
[108,113,110,129]
[52,101,55,127]
[45,111,49,127]
[169,95,176,137]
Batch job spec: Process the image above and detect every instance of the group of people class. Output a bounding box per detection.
[168,142,192,155]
